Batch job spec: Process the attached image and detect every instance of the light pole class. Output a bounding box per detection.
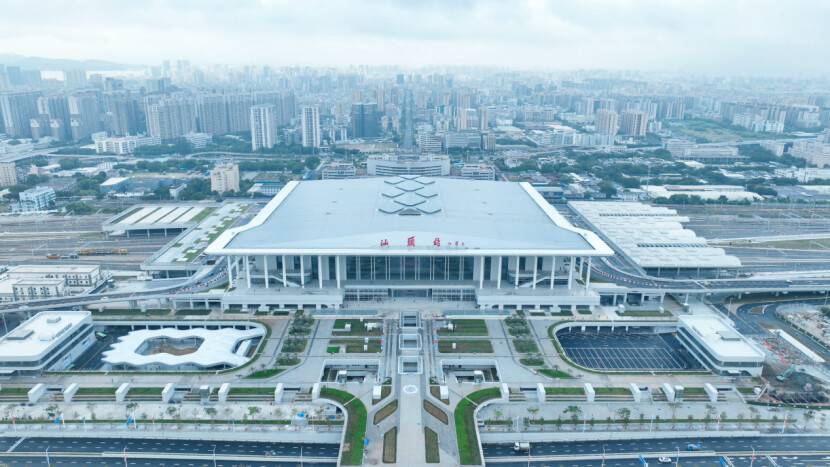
[212,445,217,467]
[602,445,606,467]
[750,445,755,467]
[675,445,680,467]
[123,446,128,467]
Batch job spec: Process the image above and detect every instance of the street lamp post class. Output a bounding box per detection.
[212,445,217,467]
[750,445,755,467]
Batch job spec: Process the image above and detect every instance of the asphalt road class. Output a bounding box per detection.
[712,298,830,362]
[2,436,339,459]
[489,454,830,466]
[0,456,335,466]
[483,435,830,458]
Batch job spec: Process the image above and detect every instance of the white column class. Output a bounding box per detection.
[514,255,520,288]
[318,255,324,289]
[568,256,575,290]
[264,255,269,289]
[585,257,592,289]
[335,255,341,289]
[281,255,287,288]
[551,256,555,289]
[300,255,305,288]
[496,256,502,289]
[245,255,251,289]
[479,256,485,289]
[532,256,537,289]
[227,256,233,284]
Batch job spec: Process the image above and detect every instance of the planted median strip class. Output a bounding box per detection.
[319,387,367,466]
[454,387,501,466]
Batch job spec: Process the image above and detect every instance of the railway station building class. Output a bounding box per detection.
[206,176,613,311]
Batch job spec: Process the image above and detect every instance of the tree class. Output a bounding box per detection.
[616,408,631,429]
[204,407,217,424]
[598,181,617,199]
[527,406,540,420]
[304,155,321,169]
[58,157,82,170]
[563,405,582,424]
[248,406,261,423]
[493,409,503,422]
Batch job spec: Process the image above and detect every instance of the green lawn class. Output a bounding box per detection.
[332,319,383,336]
[373,399,398,425]
[454,387,501,465]
[425,427,440,463]
[190,207,218,223]
[174,309,212,316]
[244,368,284,379]
[423,400,448,424]
[538,369,574,379]
[383,427,397,463]
[615,309,670,317]
[437,319,488,336]
[438,339,493,353]
[545,387,584,395]
[319,388,366,466]
[329,339,382,353]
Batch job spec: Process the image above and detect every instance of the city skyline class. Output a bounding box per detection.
[0,0,828,76]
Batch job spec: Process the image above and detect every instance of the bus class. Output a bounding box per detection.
[95,332,108,341]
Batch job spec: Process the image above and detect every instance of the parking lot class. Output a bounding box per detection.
[556,330,703,371]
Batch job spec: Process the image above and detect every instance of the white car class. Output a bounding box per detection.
[658,458,672,464]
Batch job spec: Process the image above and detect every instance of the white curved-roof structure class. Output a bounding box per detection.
[102,326,263,369]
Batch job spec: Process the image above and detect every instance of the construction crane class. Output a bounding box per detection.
[776,365,796,382]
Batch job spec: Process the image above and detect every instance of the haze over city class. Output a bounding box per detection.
[1,0,829,74]
[0,1,830,466]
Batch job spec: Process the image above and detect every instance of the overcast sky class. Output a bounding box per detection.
[0,0,827,75]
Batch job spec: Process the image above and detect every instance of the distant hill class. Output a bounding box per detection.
[0,53,142,71]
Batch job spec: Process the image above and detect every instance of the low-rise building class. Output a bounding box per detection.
[321,162,357,180]
[460,163,495,181]
[210,163,240,193]
[0,311,94,375]
[12,278,66,300]
[12,186,56,212]
[367,153,450,177]
[676,315,765,376]
[184,132,212,148]
[7,264,102,287]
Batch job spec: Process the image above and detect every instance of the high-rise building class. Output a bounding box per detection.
[350,102,379,138]
[478,107,489,131]
[196,94,228,135]
[145,97,197,141]
[375,88,385,113]
[35,94,72,140]
[301,106,321,148]
[250,104,279,150]
[0,91,40,138]
[225,93,253,133]
[68,92,102,140]
[103,93,141,136]
[210,163,240,193]
[595,109,618,135]
[0,162,19,187]
[63,69,87,88]
[619,109,648,137]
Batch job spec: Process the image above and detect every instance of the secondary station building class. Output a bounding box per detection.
[206,176,613,311]
[0,311,93,376]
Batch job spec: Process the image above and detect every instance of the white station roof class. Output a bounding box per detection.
[102,326,264,368]
[569,201,741,269]
[679,315,765,360]
[207,176,612,257]
[0,311,90,359]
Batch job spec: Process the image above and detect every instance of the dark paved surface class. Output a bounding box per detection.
[490,454,830,466]
[484,435,830,459]
[0,456,335,466]
[3,437,339,459]
[556,330,703,371]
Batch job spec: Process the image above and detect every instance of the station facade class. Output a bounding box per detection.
[206,176,614,311]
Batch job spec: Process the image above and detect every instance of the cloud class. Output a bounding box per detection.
[0,0,827,75]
